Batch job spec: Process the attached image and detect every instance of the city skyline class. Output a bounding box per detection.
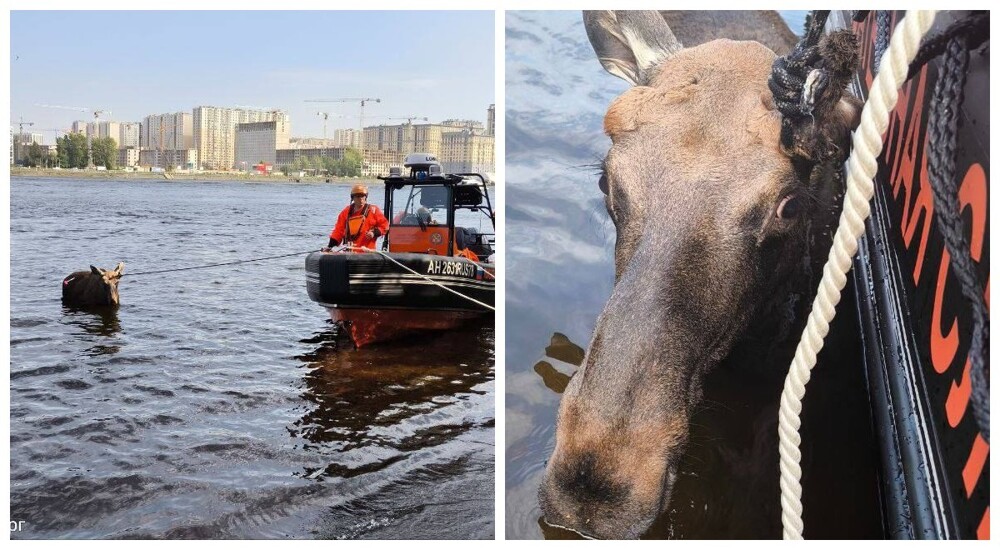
[10,10,495,145]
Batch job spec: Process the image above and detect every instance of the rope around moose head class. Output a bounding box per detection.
[776,10,937,540]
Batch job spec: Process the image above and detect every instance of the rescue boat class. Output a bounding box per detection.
[305,153,495,346]
[830,11,989,540]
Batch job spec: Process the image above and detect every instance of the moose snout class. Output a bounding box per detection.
[539,452,670,539]
[538,398,687,539]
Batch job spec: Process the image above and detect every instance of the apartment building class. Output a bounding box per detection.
[94,121,121,147]
[12,132,45,164]
[118,122,140,148]
[235,120,290,170]
[193,106,287,170]
[118,146,140,168]
[363,123,444,158]
[440,130,495,175]
[141,112,194,151]
[332,128,363,148]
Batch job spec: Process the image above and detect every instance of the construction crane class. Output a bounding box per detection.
[315,111,347,141]
[304,97,381,150]
[13,116,35,163]
[35,103,109,167]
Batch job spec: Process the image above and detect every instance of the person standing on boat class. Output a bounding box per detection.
[322,184,389,252]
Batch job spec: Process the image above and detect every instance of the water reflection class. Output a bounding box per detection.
[61,306,122,356]
[531,332,584,394]
[62,305,122,337]
[291,320,495,482]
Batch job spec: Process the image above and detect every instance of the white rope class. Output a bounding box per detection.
[778,10,938,540]
[335,246,496,311]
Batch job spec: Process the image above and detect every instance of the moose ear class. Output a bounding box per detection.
[113,262,125,276]
[90,265,103,276]
[583,10,683,86]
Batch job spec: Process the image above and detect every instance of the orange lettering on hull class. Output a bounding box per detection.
[978,507,989,540]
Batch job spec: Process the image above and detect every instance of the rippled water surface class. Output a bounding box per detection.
[505,11,882,539]
[10,176,494,539]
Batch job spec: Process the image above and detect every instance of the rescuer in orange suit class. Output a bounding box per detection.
[321,184,389,252]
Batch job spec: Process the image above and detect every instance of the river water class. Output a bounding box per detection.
[505,11,883,539]
[9,176,494,539]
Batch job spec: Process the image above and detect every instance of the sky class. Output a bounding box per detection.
[9,10,495,145]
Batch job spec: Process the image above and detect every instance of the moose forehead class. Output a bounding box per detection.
[605,40,785,159]
[602,40,795,204]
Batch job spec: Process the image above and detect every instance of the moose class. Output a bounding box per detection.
[62,262,125,307]
[538,11,862,539]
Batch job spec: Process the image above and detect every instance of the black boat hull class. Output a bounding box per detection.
[304,250,494,345]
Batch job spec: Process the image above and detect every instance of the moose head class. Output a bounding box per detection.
[538,11,861,539]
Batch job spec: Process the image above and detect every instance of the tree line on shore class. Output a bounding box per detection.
[19,133,118,169]
[18,138,364,176]
[281,148,363,177]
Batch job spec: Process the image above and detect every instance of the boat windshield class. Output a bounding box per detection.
[391,185,447,227]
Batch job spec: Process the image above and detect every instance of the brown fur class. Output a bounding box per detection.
[540,11,860,539]
[62,262,124,307]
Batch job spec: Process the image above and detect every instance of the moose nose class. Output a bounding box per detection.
[539,451,662,539]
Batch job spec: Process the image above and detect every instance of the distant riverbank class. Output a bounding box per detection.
[9,167,377,185]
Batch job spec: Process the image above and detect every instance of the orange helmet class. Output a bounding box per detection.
[350,184,368,196]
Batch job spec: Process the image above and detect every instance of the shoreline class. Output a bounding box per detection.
[9,167,375,185]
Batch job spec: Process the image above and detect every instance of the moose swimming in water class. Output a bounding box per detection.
[62,262,125,307]
[538,11,862,539]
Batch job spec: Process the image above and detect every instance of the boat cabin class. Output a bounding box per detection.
[380,153,495,260]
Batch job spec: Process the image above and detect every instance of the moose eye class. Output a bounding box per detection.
[776,194,803,219]
[598,174,609,195]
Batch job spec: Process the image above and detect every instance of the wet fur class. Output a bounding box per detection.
[62,263,123,307]
[540,11,860,539]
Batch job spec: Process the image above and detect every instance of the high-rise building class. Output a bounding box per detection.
[15,132,44,146]
[118,122,140,149]
[332,128,363,149]
[96,121,121,147]
[363,123,444,157]
[118,147,140,168]
[486,104,495,136]
[440,130,494,175]
[193,106,287,170]
[12,132,45,164]
[141,112,193,151]
[71,120,89,135]
[235,120,291,170]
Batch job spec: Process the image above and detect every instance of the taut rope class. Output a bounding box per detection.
[125,250,318,277]
[338,246,496,311]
